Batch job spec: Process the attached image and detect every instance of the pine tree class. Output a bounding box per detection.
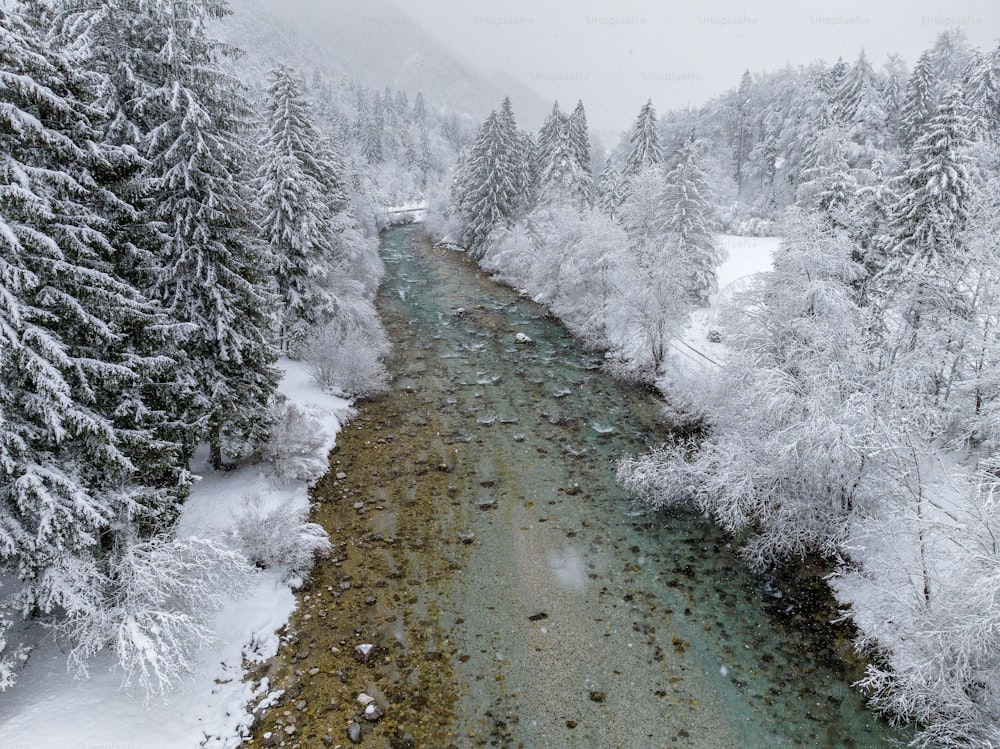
[623,99,664,177]
[452,104,525,257]
[964,44,1000,137]
[0,3,179,614]
[796,126,859,226]
[659,140,722,305]
[412,91,427,124]
[899,51,938,149]
[535,102,591,209]
[567,100,593,201]
[730,71,754,191]
[597,160,625,219]
[882,54,908,143]
[835,50,888,163]
[121,0,280,469]
[258,65,347,357]
[887,86,975,268]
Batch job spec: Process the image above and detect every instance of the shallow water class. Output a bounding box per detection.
[247,226,903,749]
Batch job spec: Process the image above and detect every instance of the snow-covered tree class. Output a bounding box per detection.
[899,51,938,149]
[535,101,591,209]
[886,86,975,269]
[622,100,664,177]
[567,100,593,202]
[0,3,180,620]
[659,140,723,305]
[965,43,1000,137]
[596,160,626,219]
[258,65,349,357]
[452,100,528,257]
[619,211,877,568]
[133,0,280,469]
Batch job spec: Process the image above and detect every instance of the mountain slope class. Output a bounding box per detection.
[219,0,548,125]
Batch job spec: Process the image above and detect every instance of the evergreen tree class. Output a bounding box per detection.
[796,126,858,226]
[899,51,938,149]
[729,71,754,191]
[535,101,591,209]
[835,51,888,164]
[452,104,525,257]
[597,160,625,219]
[659,139,722,305]
[887,86,975,268]
[0,3,179,614]
[258,65,346,357]
[123,0,280,469]
[622,100,664,177]
[964,44,1000,137]
[567,100,593,201]
[882,54,908,143]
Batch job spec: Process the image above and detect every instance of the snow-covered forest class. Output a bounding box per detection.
[0,0,397,701]
[433,31,1000,749]
[3,0,1000,745]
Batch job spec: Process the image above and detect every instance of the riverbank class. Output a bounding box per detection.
[244,227,901,748]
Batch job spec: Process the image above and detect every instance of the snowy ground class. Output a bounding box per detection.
[666,234,780,374]
[0,360,353,749]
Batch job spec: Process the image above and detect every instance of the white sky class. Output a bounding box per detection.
[392,0,1000,137]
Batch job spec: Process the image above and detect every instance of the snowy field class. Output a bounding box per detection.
[668,234,780,373]
[0,361,352,749]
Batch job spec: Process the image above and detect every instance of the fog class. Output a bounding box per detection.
[384,0,999,134]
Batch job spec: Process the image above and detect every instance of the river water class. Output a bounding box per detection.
[248,226,902,749]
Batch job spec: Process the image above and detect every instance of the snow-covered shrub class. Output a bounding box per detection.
[716,201,778,236]
[304,322,390,398]
[618,212,878,568]
[834,458,1000,749]
[231,494,331,579]
[258,400,329,482]
[57,537,251,699]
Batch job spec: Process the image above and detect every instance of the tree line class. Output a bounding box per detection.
[438,29,1000,749]
[0,0,384,692]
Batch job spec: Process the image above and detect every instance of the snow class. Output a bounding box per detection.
[0,359,352,749]
[665,234,781,375]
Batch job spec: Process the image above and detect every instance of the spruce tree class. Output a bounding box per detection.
[567,100,594,205]
[95,0,280,469]
[0,3,179,613]
[899,51,938,149]
[888,86,975,268]
[659,140,722,305]
[834,50,888,163]
[535,101,591,209]
[623,99,664,177]
[258,65,347,357]
[453,108,522,256]
[597,160,626,219]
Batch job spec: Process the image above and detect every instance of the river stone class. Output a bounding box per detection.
[335,472,347,480]
[347,721,363,744]
[356,692,375,706]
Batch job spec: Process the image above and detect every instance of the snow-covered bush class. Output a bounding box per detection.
[619,212,878,568]
[257,400,330,482]
[57,538,251,699]
[231,494,331,579]
[304,323,390,398]
[834,458,1000,749]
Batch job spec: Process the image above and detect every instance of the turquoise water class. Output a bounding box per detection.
[367,226,902,748]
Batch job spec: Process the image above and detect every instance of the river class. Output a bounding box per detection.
[247,226,902,749]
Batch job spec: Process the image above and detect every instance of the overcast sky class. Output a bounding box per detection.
[391,0,999,138]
